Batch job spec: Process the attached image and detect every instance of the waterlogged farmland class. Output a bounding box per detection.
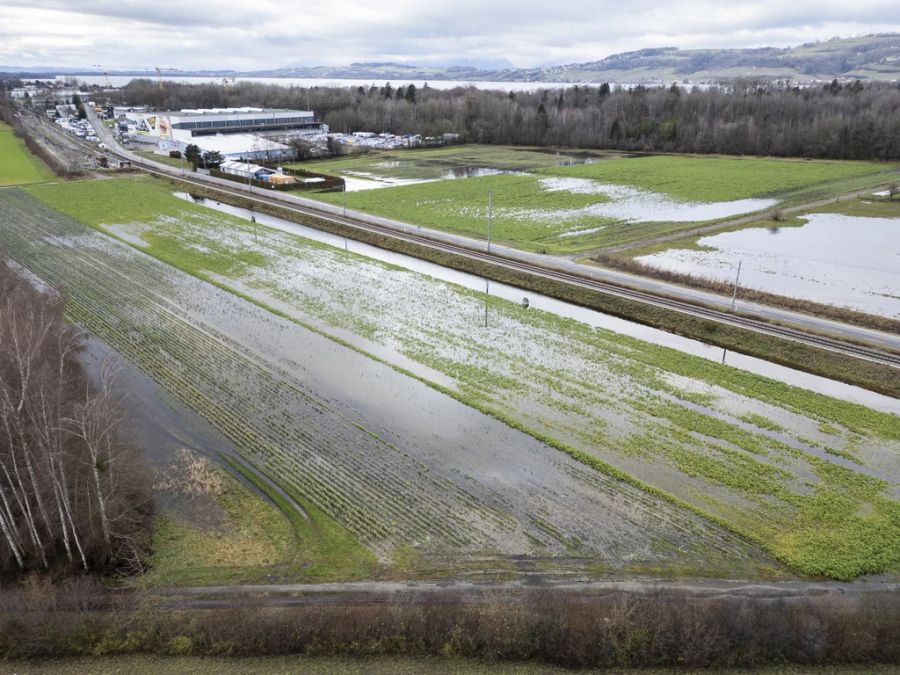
[306,151,891,252]
[636,199,900,318]
[292,144,602,184]
[1,186,782,577]
[177,191,898,412]
[21,177,900,579]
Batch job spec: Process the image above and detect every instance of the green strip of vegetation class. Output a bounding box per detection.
[0,121,56,186]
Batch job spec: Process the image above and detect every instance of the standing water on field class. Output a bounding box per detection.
[174,192,900,414]
[540,177,777,225]
[637,213,900,317]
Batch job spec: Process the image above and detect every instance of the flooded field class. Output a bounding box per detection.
[636,213,900,318]
[296,145,612,192]
[0,187,788,576]
[307,153,890,253]
[540,177,776,225]
[341,167,512,191]
[19,176,900,579]
[298,144,610,175]
[177,192,898,414]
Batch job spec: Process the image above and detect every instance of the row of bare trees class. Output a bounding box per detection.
[102,78,900,160]
[0,260,151,577]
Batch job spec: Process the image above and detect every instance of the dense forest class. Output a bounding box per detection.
[0,261,151,577]
[107,79,900,160]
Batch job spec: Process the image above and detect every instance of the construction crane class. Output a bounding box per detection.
[154,67,179,90]
[92,64,112,88]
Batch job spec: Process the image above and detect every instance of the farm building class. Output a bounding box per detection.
[219,159,277,181]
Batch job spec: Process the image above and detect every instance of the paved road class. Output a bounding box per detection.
[88,111,900,358]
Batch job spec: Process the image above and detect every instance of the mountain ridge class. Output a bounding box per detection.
[2,34,898,84]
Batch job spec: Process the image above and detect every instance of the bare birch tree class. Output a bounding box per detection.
[0,258,151,576]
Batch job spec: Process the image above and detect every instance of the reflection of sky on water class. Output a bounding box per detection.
[173,191,900,413]
[540,177,777,224]
[638,213,900,317]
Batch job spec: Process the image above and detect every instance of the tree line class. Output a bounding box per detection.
[104,78,900,160]
[0,260,151,577]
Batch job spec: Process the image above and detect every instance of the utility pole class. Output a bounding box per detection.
[342,181,347,218]
[484,279,490,328]
[486,188,493,254]
[730,260,742,312]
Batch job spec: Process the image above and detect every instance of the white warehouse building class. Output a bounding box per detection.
[123,107,326,161]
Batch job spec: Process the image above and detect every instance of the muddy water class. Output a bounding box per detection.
[175,192,900,414]
[56,232,773,565]
[637,213,900,318]
[78,336,240,471]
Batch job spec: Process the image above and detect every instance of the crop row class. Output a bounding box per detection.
[0,191,525,555]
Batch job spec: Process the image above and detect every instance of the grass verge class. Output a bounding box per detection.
[5,655,896,674]
[0,121,56,186]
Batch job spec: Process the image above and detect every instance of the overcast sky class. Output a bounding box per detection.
[1,0,899,70]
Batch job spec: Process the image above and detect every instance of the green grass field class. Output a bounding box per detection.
[303,149,894,253]
[25,174,204,224]
[141,456,375,587]
[540,154,886,202]
[0,122,55,186]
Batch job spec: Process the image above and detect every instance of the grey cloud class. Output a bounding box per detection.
[1,0,898,70]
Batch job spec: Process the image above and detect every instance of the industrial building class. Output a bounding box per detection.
[122,107,327,161]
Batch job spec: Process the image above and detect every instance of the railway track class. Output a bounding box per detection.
[88,116,899,371]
